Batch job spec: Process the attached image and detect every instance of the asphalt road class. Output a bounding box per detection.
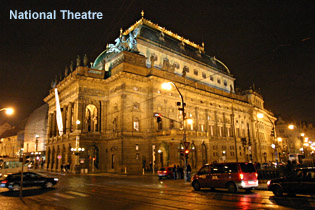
[0,171,314,210]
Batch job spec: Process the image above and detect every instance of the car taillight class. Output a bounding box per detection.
[1,180,8,184]
[239,173,244,180]
[163,171,167,174]
[255,172,258,178]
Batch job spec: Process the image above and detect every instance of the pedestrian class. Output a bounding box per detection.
[285,160,293,176]
[149,161,152,171]
[66,163,70,173]
[187,164,192,181]
[173,165,177,180]
[179,166,183,179]
[176,165,180,179]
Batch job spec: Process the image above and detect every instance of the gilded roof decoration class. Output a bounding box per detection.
[122,14,205,52]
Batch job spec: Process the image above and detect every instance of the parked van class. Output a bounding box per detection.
[191,162,258,193]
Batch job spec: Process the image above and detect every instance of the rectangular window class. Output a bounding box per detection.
[210,76,214,81]
[136,153,139,160]
[200,124,204,131]
[194,69,198,76]
[202,72,206,79]
[133,121,139,131]
[136,144,139,151]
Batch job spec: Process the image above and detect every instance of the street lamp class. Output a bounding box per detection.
[288,124,294,130]
[162,81,189,181]
[0,107,14,115]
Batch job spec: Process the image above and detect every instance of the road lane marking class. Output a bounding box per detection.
[66,191,89,197]
[54,193,75,199]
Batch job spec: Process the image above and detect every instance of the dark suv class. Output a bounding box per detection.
[0,172,58,191]
[192,162,258,193]
[267,167,315,196]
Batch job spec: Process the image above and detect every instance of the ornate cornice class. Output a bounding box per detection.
[122,17,205,53]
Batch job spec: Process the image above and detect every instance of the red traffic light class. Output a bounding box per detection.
[185,149,189,155]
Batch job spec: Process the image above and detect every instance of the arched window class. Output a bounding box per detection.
[85,104,98,132]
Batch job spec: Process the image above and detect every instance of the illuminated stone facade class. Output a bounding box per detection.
[44,15,276,174]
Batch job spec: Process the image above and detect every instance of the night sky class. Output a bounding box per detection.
[1,0,314,126]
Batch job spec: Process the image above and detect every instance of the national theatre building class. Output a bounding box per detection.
[44,13,276,174]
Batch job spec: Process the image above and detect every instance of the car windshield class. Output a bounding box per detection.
[159,168,166,171]
[240,163,256,173]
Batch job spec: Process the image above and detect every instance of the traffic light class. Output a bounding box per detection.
[271,128,275,137]
[184,149,190,159]
[155,113,162,123]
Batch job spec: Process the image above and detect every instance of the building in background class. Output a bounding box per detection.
[276,118,315,162]
[44,13,276,174]
[23,104,48,168]
[0,128,21,158]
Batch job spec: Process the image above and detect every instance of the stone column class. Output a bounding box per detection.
[52,112,57,137]
[66,103,73,133]
[47,113,52,138]
[62,106,67,134]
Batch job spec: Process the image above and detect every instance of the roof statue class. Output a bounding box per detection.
[92,11,230,75]
[107,27,140,54]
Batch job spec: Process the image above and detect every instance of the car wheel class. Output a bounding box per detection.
[12,184,20,191]
[227,182,237,193]
[44,182,53,188]
[192,181,201,191]
[272,185,283,197]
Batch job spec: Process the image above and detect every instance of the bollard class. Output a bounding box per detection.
[143,168,145,175]
[125,167,127,174]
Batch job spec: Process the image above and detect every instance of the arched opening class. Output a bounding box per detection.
[56,146,60,171]
[51,147,55,170]
[61,145,66,166]
[158,142,169,168]
[191,143,197,169]
[85,104,98,132]
[202,143,207,165]
[47,148,51,169]
[88,145,99,172]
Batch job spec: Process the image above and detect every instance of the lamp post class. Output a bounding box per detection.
[257,113,278,165]
[71,135,85,174]
[162,82,190,181]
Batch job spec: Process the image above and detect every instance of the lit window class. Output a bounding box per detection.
[136,144,139,151]
[133,118,139,131]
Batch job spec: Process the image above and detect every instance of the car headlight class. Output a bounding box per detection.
[267,180,271,186]
[54,178,59,181]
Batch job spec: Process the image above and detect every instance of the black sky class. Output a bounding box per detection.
[1,0,314,126]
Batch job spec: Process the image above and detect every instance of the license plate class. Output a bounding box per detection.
[248,181,255,184]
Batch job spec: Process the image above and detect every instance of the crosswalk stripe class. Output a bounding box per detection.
[66,191,89,197]
[54,193,75,199]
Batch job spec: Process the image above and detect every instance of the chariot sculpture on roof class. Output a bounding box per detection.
[107,27,140,54]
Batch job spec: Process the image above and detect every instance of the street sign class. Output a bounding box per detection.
[184,142,190,149]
